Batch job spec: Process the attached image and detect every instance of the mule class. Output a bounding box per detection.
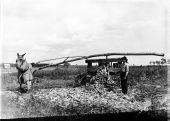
[16,53,33,92]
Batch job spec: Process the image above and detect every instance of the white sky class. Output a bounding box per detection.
[1,0,170,65]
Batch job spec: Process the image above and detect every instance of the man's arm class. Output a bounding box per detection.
[125,64,129,79]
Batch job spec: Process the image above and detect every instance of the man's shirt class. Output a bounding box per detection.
[120,63,129,73]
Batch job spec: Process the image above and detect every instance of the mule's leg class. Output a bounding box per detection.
[29,80,32,90]
[20,83,22,90]
[26,80,31,92]
[18,78,22,92]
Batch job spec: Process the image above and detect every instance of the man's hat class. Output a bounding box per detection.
[121,56,128,62]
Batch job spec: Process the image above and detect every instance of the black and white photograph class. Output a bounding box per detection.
[0,0,170,120]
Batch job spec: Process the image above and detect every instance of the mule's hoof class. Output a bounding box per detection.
[20,88,27,93]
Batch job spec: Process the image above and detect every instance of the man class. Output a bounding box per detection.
[120,56,129,94]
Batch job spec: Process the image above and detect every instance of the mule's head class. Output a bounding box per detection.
[16,53,26,64]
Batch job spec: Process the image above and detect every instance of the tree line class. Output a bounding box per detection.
[149,58,167,65]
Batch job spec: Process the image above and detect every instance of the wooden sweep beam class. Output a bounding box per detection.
[34,52,164,72]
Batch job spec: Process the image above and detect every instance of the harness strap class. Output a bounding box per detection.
[18,73,23,84]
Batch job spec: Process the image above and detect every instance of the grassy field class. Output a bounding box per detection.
[0,65,168,120]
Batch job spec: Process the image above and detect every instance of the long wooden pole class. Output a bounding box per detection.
[33,52,164,72]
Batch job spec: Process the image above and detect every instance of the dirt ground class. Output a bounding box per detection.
[0,66,168,119]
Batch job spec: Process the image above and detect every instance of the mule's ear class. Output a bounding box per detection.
[22,53,26,57]
[17,53,19,56]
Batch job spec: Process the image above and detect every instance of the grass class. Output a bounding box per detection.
[34,66,86,80]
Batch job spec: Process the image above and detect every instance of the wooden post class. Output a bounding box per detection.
[106,56,108,66]
[87,62,92,68]
[35,52,164,71]
[87,62,92,73]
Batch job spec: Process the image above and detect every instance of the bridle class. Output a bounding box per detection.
[16,58,25,66]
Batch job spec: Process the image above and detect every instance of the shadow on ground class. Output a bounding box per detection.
[2,111,167,121]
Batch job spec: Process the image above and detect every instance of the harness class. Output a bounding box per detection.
[17,60,32,84]
[18,73,23,84]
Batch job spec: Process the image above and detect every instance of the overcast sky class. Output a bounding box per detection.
[1,0,170,65]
